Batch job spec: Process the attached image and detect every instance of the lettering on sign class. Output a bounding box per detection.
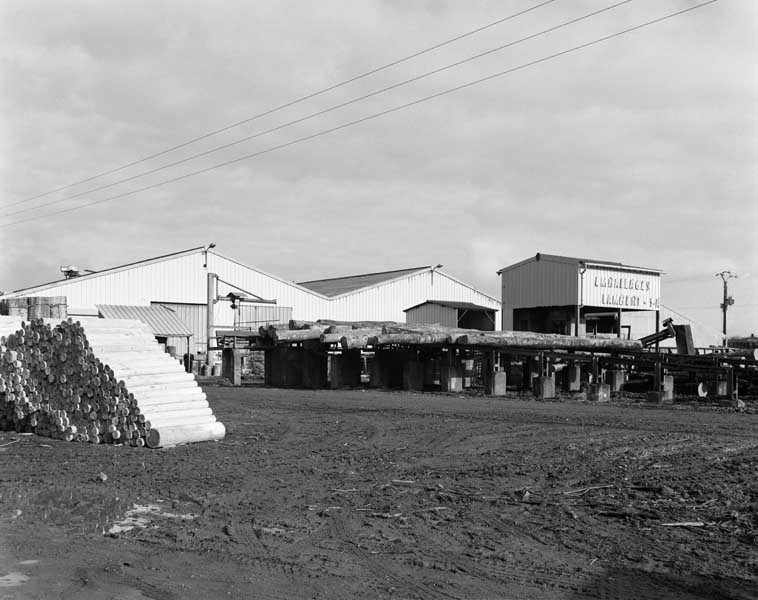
[585,272,660,309]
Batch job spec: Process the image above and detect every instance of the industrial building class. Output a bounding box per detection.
[497,253,662,340]
[404,300,496,331]
[1,246,500,358]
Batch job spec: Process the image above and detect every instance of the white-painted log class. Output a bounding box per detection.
[144,415,217,429]
[136,398,210,410]
[146,421,226,448]
[141,406,212,420]
[131,389,206,402]
[124,380,199,393]
[114,371,195,384]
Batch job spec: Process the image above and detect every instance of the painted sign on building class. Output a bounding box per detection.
[581,267,660,310]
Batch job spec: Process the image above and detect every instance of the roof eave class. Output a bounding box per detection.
[5,246,207,296]
[322,267,433,299]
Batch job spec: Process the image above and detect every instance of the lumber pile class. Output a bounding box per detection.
[0,296,67,320]
[0,316,224,448]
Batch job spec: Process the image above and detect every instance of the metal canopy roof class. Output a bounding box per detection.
[404,300,496,312]
[96,304,193,337]
[298,266,430,297]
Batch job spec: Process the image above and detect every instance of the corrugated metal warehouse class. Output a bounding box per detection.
[1,246,500,357]
[498,253,661,340]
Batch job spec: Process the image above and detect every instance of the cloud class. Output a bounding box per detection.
[0,0,756,336]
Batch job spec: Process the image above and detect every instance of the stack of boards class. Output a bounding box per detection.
[0,316,224,448]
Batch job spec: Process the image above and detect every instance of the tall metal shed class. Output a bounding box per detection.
[497,253,662,339]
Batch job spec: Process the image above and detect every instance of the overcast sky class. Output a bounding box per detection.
[1,0,756,342]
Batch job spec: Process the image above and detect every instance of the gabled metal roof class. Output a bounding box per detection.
[404,300,496,312]
[298,266,431,297]
[497,253,662,275]
[5,247,206,296]
[96,304,193,337]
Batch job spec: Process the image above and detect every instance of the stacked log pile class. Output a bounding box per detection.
[256,321,385,348]
[0,316,224,448]
[252,319,644,353]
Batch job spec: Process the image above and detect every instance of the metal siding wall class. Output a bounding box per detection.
[236,304,292,329]
[8,252,500,331]
[9,252,328,321]
[207,254,330,321]
[326,271,499,326]
[165,336,190,359]
[9,253,207,308]
[501,259,578,309]
[152,303,206,354]
[621,311,657,341]
[406,304,457,327]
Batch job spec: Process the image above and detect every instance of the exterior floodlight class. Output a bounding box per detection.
[202,243,216,268]
[226,292,248,310]
[60,266,81,279]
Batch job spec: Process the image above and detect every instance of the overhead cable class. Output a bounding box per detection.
[6,0,561,208]
[0,0,719,229]
[3,0,637,219]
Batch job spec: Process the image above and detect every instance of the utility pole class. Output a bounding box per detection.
[715,271,737,347]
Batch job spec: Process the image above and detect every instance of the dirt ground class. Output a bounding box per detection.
[1,386,756,600]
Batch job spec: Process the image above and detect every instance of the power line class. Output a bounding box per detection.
[0,0,719,230]
[5,0,562,209]
[661,303,700,323]
[660,303,722,337]
[3,0,638,219]
[667,304,758,309]
[662,274,715,284]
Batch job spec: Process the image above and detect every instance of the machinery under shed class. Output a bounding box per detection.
[498,253,662,340]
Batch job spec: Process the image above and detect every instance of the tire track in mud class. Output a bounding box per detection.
[56,563,179,600]
[133,524,327,600]
[434,513,597,596]
[328,512,457,600]
[223,519,268,558]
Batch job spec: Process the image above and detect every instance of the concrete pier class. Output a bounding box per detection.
[488,371,507,396]
[533,375,556,400]
[587,383,610,402]
[564,365,582,392]
[606,369,626,392]
[221,348,242,386]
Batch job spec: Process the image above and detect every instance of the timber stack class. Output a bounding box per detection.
[0,316,224,448]
[1,296,67,320]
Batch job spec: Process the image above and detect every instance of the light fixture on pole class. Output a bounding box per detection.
[203,242,216,268]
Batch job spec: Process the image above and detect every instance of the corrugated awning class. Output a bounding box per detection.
[96,304,193,337]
